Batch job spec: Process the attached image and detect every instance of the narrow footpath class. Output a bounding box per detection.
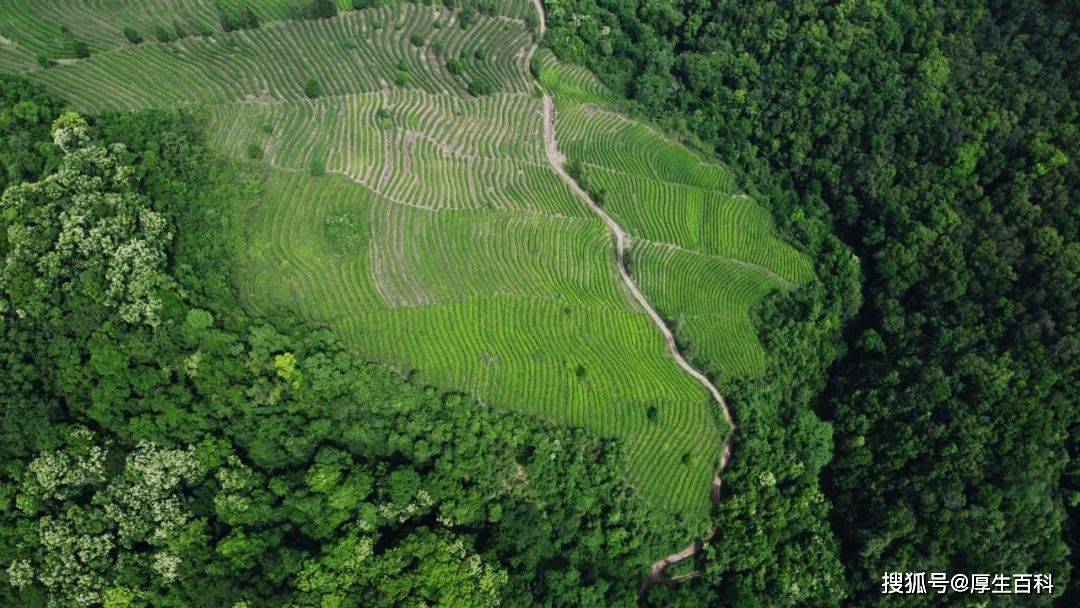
[525,0,734,599]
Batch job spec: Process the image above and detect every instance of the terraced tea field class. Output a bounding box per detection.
[0,1,809,518]
[538,52,814,379]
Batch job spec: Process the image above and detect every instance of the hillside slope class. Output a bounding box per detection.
[0,0,808,519]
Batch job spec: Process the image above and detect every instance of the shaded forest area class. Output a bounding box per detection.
[545,0,1078,605]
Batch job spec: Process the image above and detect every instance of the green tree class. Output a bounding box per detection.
[446,57,466,75]
[467,76,497,96]
[72,40,90,59]
[122,27,141,44]
[0,76,65,193]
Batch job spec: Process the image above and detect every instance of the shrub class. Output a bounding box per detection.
[397,58,411,72]
[351,0,371,8]
[173,22,189,40]
[459,6,475,29]
[474,46,488,61]
[432,40,444,56]
[590,184,608,205]
[577,171,590,191]
[122,27,142,44]
[409,32,426,47]
[308,154,325,176]
[446,57,466,76]
[467,76,497,96]
[72,40,90,58]
[196,22,214,36]
[565,158,584,182]
[245,143,264,159]
[260,122,274,134]
[433,20,444,30]
[301,0,338,19]
[154,24,173,42]
[36,54,57,68]
[221,7,259,32]
[375,107,392,125]
[303,76,321,98]
[394,71,411,87]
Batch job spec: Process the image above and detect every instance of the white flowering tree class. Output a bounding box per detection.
[293,529,506,608]
[5,427,204,608]
[0,111,172,327]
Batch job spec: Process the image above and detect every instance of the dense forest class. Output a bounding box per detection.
[546,0,1078,605]
[0,77,704,607]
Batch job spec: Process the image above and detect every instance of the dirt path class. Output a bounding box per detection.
[526,0,733,598]
[539,94,731,423]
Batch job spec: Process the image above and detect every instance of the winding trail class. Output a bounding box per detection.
[525,0,733,598]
